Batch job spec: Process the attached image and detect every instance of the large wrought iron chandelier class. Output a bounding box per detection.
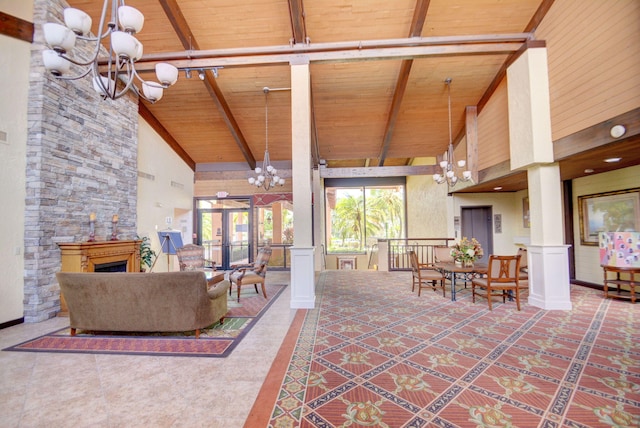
[248,87,286,190]
[433,78,472,187]
[41,0,178,103]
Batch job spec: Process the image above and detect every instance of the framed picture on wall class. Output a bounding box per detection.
[578,187,640,246]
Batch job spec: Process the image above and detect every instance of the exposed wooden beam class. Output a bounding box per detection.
[138,103,195,171]
[525,0,557,32]
[0,11,33,43]
[319,165,436,178]
[465,106,479,184]
[288,0,306,44]
[158,0,256,170]
[377,0,431,167]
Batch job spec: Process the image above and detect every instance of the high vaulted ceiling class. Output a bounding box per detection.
[65,0,639,192]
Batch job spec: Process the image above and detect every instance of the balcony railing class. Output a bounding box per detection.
[387,238,455,271]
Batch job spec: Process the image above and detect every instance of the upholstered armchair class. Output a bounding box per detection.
[229,247,272,302]
[176,244,215,272]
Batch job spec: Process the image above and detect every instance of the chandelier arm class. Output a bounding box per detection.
[47,65,93,81]
[68,0,114,67]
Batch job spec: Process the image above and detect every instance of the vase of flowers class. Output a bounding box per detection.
[450,237,483,267]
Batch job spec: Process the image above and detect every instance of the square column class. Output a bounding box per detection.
[507,47,572,310]
[290,58,316,308]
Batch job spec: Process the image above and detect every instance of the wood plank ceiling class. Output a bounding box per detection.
[64,0,638,192]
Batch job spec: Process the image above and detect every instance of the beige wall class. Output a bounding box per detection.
[0,2,32,323]
[451,192,522,256]
[138,119,195,272]
[406,157,451,239]
[572,165,640,284]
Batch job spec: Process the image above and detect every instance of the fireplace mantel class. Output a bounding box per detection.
[57,240,141,314]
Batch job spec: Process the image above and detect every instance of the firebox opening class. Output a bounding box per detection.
[94,261,127,273]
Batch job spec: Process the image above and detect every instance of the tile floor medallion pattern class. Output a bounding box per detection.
[269,270,640,427]
[4,283,287,358]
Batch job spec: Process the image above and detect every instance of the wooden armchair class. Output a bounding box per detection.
[408,250,446,297]
[471,254,522,310]
[229,247,272,302]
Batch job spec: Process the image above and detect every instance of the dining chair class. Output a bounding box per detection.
[471,254,522,310]
[229,247,272,302]
[408,250,446,297]
[434,246,454,263]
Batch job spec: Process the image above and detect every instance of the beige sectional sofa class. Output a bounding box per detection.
[56,271,230,338]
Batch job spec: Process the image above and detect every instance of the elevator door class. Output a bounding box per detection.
[460,206,493,260]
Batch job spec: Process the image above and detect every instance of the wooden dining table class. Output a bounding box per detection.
[434,262,488,301]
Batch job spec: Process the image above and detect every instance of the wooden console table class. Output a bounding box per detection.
[602,265,638,304]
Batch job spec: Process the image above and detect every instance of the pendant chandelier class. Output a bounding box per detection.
[41,0,178,103]
[248,87,286,190]
[433,78,472,187]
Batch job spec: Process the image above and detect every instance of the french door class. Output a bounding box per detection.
[197,199,251,270]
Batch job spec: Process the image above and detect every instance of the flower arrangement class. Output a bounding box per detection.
[450,237,483,266]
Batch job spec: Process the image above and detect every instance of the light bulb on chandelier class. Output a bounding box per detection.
[432,78,472,187]
[41,1,178,103]
[248,87,286,191]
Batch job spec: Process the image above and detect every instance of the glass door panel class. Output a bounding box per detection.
[227,210,249,266]
[200,211,223,268]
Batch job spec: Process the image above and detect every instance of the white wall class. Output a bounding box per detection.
[572,164,640,284]
[0,2,32,324]
[137,118,195,272]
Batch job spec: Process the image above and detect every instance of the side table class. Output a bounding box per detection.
[602,265,638,303]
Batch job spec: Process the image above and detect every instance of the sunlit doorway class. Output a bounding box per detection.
[197,198,251,270]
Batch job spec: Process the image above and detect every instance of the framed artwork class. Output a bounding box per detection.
[578,187,640,246]
[522,197,530,228]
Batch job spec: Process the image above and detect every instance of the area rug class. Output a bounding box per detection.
[263,270,640,427]
[4,282,287,358]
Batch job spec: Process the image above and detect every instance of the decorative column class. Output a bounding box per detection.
[507,46,571,310]
[290,57,315,309]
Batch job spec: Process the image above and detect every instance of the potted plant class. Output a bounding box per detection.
[137,235,157,272]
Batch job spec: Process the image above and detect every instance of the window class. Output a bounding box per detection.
[325,178,406,253]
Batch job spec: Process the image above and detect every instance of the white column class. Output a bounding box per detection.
[507,47,572,310]
[290,58,315,309]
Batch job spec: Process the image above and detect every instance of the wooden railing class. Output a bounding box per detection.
[387,238,455,271]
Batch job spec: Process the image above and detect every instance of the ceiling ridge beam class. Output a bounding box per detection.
[377,0,431,166]
[158,0,256,170]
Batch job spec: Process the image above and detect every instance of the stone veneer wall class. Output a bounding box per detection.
[25,0,138,322]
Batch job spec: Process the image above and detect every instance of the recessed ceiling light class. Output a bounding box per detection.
[584,168,594,173]
[604,157,622,163]
[493,186,502,191]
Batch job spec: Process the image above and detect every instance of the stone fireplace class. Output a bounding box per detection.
[25,0,139,322]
